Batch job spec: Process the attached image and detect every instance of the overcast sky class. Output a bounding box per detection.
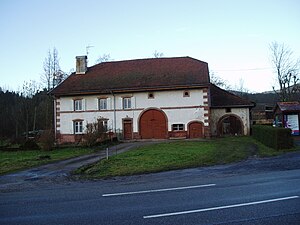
[1,0,299,93]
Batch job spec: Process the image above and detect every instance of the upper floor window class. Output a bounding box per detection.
[172,124,184,131]
[74,99,83,111]
[123,97,131,109]
[73,120,83,134]
[99,98,107,110]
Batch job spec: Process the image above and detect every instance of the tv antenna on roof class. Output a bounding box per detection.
[86,45,94,56]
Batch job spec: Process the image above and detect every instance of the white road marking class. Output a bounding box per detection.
[102,184,216,197]
[143,195,299,219]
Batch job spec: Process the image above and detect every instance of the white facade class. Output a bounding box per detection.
[210,108,251,136]
[55,88,210,142]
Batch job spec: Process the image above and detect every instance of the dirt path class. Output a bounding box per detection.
[0,141,162,192]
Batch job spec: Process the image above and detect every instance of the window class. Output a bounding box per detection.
[148,93,154,99]
[98,119,108,132]
[226,108,231,113]
[74,120,83,134]
[183,91,190,97]
[74,99,83,111]
[99,98,107,110]
[123,97,131,109]
[172,124,184,131]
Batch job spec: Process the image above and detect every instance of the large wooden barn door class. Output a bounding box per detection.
[140,109,167,139]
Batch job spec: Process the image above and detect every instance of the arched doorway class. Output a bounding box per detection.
[139,109,167,139]
[217,115,243,136]
[188,121,204,138]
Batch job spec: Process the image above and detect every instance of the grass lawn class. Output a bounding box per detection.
[75,136,299,179]
[0,147,96,175]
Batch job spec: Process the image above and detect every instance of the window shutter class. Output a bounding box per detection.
[71,99,74,111]
[131,97,135,109]
[107,98,111,110]
[120,97,123,109]
[82,99,86,111]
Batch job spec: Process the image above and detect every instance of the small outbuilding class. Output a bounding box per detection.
[274,101,300,136]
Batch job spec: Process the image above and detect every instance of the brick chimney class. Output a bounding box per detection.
[76,56,87,74]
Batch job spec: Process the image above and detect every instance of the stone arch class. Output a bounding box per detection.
[217,114,244,136]
[138,108,168,139]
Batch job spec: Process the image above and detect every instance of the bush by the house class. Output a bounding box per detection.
[21,139,40,150]
[83,122,108,147]
[252,125,294,150]
[39,129,55,151]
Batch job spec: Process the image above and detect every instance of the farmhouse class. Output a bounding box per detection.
[50,56,254,144]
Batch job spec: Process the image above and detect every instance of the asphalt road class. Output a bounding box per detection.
[1,150,300,225]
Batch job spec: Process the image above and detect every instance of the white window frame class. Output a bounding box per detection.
[74,99,83,111]
[123,97,131,109]
[172,124,184,131]
[74,120,83,134]
[99,98,107,110]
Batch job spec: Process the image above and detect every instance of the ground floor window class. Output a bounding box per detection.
[98,119,108,132]
[73,120,83,134]
[172,124,184,131]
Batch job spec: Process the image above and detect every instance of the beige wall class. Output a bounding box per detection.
[210,108,251,136]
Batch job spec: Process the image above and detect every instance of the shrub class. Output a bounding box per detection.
[39,130,55,151]
[83,122,108,147]
[252,125,294,150]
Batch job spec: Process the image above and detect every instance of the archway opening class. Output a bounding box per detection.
[218,115,243,136]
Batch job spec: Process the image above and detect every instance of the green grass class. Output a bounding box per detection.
[75,136,298,179]
[0,147,95,175]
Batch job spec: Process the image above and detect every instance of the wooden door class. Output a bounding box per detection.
[123,120,133,140]
[189,122,203,138]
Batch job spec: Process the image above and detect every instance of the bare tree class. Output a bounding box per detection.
[210,72,231,90]
[95,53,112,64]
[41,48,65,90]
[153,50,164,58]
[270,42,299,101]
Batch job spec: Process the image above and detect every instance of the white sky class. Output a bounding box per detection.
[0,0,299,93]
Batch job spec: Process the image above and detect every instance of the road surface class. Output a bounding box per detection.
[1,150,300,224]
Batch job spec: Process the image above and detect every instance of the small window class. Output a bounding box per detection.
[183,91,190,97]
[123,97,131,109]
[226,108,231,113]
[148,93,154,99]
[99,98,107,110]
[172,124,184,131]
[74,120,83,134]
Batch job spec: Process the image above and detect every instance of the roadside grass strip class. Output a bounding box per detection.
[143,196,299,219]
[102,183,216,197]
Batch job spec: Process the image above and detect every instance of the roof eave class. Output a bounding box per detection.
[210,104,255,108]
[51,83,210,97]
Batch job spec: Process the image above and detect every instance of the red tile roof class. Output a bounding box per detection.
[276,101,300,112]
[210,84,254,108]
[50,57,209,96]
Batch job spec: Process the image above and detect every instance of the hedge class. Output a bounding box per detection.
[252,125,294,150]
